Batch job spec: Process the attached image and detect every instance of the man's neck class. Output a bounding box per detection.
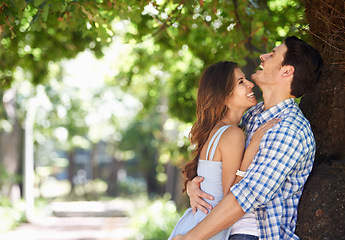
[262,90,295,110]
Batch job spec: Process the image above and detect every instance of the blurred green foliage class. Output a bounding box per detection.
[0,163,21,189]
[1,0,308,114]
[117,177,147,197]
[0,197,26,233]
[129,193,183,240]
[0,0,311,197]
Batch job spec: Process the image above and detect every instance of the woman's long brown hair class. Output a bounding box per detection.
[182,61,238,192]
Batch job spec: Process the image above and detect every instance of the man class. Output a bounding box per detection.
[172,36,323,240]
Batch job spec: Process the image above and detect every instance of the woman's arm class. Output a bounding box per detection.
[233,118,280,184]
[221,120,280,195]
[219,126,245,196]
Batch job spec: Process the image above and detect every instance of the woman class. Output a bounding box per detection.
[168,61,279,240]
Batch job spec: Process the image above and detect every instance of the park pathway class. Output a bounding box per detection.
[0,200,135,240]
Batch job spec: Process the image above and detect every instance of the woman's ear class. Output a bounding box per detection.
[225,98,232,111]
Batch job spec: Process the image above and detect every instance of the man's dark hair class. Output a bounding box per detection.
[283,36,324,98]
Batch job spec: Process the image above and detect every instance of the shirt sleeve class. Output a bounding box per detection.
[230,126,305,213]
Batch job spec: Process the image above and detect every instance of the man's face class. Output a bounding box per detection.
[251,43,288,86]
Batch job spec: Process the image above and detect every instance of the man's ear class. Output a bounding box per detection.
[281,65,294,78]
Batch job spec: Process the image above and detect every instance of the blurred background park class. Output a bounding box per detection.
[0,0,344,239]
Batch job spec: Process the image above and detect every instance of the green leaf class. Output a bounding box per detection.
[42,4,49,22]
[34,0,45,7]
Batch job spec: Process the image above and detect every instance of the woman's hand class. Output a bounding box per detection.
[249,118,281,151]
[234,118,281,184]
[187,176,214,214]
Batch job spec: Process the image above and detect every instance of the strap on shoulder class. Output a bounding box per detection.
[205,127,225,161]
[206,125,232,161]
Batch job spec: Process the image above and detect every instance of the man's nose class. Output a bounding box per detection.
[260,53,269,61]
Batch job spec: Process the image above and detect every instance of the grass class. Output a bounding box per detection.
[128,193,184,240]
[0,197,26,233]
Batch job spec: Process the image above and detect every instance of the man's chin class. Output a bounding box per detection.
[251,74,259,84]
[251,71,258,77]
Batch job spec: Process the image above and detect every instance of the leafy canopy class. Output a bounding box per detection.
[1,0,307,120]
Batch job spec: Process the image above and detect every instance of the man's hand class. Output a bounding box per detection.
[187,176,214,214]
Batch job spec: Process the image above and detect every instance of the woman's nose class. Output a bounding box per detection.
[246,80,254,89]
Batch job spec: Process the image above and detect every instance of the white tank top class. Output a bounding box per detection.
[230,212,258,236]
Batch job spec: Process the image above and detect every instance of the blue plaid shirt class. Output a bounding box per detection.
[230,98,315,240]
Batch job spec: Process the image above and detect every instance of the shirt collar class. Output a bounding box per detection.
[257,98,296,123]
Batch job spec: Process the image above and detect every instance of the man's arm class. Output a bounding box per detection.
[173,120,280,240]
[176,123,307,240]
[172,193,245,240]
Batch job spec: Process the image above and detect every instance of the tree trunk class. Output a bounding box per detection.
[106,157,121,196]
[67,150,76,190]
[0,89,23,201]
[165,162,189,210]
[296,1,345,239]
[300,0,345,162]
[145,152,161,195]
[90,143,99,180]
[0,121,22,200]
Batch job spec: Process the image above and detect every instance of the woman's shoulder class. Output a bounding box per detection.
[224,125,244,133]
[218,125,245,157]
[220,125,245,142]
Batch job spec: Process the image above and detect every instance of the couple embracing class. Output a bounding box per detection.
[169,36,323,240]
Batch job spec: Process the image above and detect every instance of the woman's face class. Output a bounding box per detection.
[227,68,257,111]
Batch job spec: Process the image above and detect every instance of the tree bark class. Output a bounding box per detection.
[300,0,345,162]
[296,1,345,239]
